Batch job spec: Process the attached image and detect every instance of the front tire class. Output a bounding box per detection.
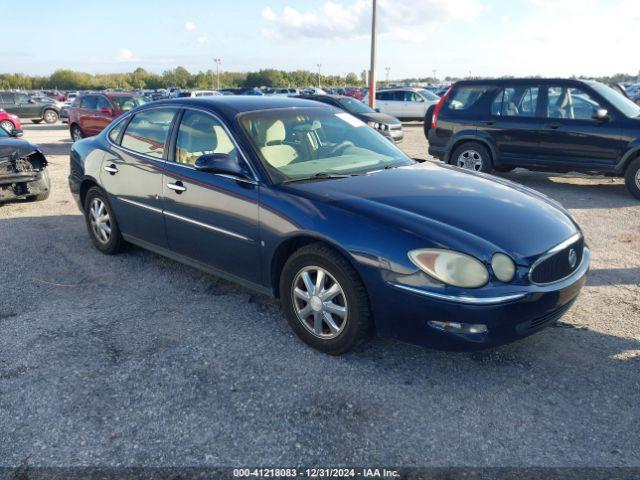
[70,124,84,142]
[279,243,372,355]
[624,157,640,200]
[83,187,127,254]
[450,141,493,173]
[43,109,59,124]
[0,120,15,132]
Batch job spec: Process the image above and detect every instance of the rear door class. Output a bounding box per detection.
[485,84,545,166]
[537,84,622,170]
[79,95,98,135]
[375,91,395,116]
[100,107,179,247]
[162,108,261,283]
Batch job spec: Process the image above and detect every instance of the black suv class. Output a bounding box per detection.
[0,91,60,124]
[428,78,640,199]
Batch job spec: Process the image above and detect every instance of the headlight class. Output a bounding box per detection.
[367,121,380,129]
[408,249,489,288]
[491,253,516,282]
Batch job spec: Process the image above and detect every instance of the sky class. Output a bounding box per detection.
[2,0,638,79]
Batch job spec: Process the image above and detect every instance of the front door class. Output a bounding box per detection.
[162,108,261,284]
[537,85,622,170]
[100,107,179,247]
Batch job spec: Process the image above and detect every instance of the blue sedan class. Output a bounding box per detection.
[69,97,589,354]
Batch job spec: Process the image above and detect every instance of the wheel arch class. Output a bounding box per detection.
[617,146,640,174]
[79,176,102,208]
[445,135,497,165]
[269,233,362,299]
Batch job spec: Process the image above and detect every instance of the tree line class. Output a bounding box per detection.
[0,67,364,91]
[0,67,636,91]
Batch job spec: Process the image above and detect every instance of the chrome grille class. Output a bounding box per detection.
[529,234,584,285]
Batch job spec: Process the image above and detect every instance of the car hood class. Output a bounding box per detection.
[0,138,40,160]
[282,162,579,262]
[356,112,401,126]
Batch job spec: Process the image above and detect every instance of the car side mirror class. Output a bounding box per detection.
[101,107,113,115]
[593,108,609,121]
[194,153,248,179]
[11,129,24,138]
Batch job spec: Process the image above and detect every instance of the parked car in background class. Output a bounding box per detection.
[68,92,147,141]
[66,91,79,103]
[299,93,403,143]
[428,78,640,199]
[265,88,298,96]
[343,87,364,101]
[363,87,440,121]
[626,83,640,105]
[0,124,50,202]
[0,91,60,124]
[69,96,588,354]
[176,90,223,98]
[0,108,21,133]
[299,87,327,95]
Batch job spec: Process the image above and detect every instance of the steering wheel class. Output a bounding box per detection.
[328,140,354,156]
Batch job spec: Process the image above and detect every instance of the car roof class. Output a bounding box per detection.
[452,78,600,86]
[297,94,348,101]
[151,96,326,115]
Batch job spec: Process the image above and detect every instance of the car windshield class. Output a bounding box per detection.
[337,97,374,114]
[590,82,640,118]
[239,107,413,183]
[110,96,148,111]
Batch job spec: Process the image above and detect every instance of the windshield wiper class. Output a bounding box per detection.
[282,172,358,184]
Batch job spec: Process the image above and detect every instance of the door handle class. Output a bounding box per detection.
[167,181,187,194]
[103,164,118,174]
[545,122,561,129]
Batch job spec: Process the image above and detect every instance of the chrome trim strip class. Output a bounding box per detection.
[163,210,251,242]
[528,233,583,286]
[118,197,162,214]
[388,283,527,305]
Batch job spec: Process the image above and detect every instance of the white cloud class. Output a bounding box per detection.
[500,15,509,25]
[196,35,209,45]
[114,48,136,62]
[184,21,196,31]
[261,0,484,42]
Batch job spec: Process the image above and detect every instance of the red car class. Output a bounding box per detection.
[0,109,21,133]
[68,92,147,141]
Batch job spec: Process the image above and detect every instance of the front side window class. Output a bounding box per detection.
[120,108,176,159]
[239,108,413,182]
[80,96,97,110]
[546,86,603,120]
[174,110,238,166]
[96,96,111,111]
[590,82,640,118]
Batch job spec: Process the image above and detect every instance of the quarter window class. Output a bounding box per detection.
[546,86,603,120]
[120,108,176,159]
[108,117,127,144]
[174,110,238,166]
[446,86,492,111]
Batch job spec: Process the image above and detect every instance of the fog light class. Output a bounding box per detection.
[428,321,488,334]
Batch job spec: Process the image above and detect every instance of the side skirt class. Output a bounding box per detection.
[122,233,274,298]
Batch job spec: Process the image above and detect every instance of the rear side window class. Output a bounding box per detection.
[120,108,176,159]
[491,86,540,117]
[108,117,128,144]
[0,93,13,104]
[446,86,492,111]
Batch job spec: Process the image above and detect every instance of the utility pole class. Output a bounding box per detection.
[214,58,221,90]
[385,67,390,86]
[368,0,377,109]
[432,69,437,83]
[316,63,322,88]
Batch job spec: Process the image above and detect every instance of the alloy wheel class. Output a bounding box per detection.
[89,198,111,244]
[292,266,348,339]
[636,168,640,190]
[44,111,58,123]
[0,120,14,132]
[72,127,83,141]
[456,149,483,171]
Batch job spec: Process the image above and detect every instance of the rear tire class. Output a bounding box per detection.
[423,104,436,140]
[27,168,51,201]
[32,119,43,124]
[83,187,127,254]
[43,109,59,124]
[279,243,372,355]
[0,120,15,132]
[450,141,493,173]
[624,157,640,200]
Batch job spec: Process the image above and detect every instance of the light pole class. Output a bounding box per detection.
[368,0,377,109]
[385,67,390,86]
[316,63,322,88]
[432,69,437,83]
[214,58,222,90]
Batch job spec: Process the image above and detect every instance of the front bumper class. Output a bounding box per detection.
[370,247,590,351]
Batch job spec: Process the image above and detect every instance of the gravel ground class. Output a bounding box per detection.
[0,122,638,467]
